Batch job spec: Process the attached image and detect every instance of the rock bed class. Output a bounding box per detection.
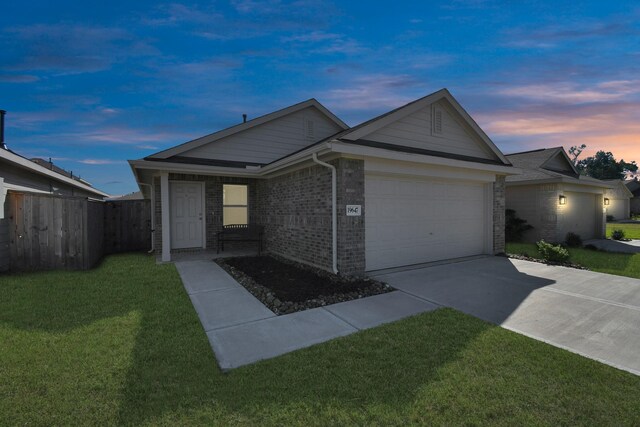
[216,255,393,315]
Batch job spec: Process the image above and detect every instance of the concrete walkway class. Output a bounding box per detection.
[373,256,640,376]
[176,260,438,370]
[584,239,640,254]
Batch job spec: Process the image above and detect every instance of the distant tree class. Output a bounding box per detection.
[576,151,638,180]
[568,144,587,164]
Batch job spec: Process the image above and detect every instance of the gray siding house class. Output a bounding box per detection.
[505,147,610,243]
[627,178,640,215]
[129,89,516,275]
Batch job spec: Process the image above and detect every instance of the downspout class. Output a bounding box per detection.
[312,153,338,274]
[138,182,155,254]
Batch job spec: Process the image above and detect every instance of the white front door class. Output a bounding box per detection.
[170,182,203,249]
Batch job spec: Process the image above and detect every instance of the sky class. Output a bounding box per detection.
[2,1,639,195]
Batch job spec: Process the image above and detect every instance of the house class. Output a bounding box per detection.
[603,180,633,220]
[627,178,640,215]
[504,147,611,243]
[0,114,110,272]
[129,89,517,275]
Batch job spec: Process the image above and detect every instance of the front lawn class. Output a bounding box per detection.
[2,254,640,425]
[607,222,640,239]
[507,242,640,279]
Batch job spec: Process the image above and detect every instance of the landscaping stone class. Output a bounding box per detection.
[216,254,393,315]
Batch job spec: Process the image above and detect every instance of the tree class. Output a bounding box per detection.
[568,144,586,164]
[576,151,638,180]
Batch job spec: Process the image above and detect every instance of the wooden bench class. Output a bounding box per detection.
[217,224,264,255]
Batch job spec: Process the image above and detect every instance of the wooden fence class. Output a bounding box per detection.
[104,200,151,254]
[3,191,151,272]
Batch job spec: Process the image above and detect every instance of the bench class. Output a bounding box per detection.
[217,224,264,255]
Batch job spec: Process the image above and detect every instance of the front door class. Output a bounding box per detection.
[170,182,203,249]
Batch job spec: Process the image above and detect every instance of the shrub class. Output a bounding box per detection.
[611,229,626,240]
[565,232,583,248]
[606,215,615,222]
[505,209,533,242]
[536,240,570,263]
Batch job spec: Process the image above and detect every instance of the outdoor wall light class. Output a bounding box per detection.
[604,198,610,206]
[559,195,567,205]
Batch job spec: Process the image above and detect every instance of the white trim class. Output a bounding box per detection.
[0,148,109,197]
[506,177,612,189]
[160,173,171,262]
[331,142,518,175]
[148,99,348,159]
[364,158,498,183]
[150,182,155,251]
[0,177,4,220]
[201,182,206,248]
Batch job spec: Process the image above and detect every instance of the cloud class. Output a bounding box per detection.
[325,74,426,112]
[503,18,640,49]
[78,159,121,165]
[497,80,640,104]
[137,145,159,150]
[0,73,40,83]
[3,24,158,73]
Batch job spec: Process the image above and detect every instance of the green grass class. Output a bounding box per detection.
[507,242,640,279]
[2,254,640,426]
[607,222,640,239]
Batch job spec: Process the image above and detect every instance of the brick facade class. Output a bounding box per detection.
[153,158,502,276]
[335,158,365,275]
[255,163,334,271]
[492,175,506,253]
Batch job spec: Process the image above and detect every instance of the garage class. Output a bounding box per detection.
[365,173,492,271]
[560,191,599,240]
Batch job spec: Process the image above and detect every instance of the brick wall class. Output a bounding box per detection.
[493,175,506,253]
[256,164,333,271]
[336,158,365,275]
[255,159,366,276]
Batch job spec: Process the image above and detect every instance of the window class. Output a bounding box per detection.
[223,184,248,225]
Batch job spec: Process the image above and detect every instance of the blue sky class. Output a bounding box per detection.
[2,1,639,195]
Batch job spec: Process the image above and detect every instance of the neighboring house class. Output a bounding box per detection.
[603,179,633,220]
[0,146,110,272]
[107,191,144,201]
[129,89,516,275]
[505,147,611,243]
[627,178,640,215]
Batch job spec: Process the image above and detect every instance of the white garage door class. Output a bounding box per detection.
[365,174,489,271]
[562,192,597,240]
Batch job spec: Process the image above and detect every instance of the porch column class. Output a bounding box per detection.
[160,173,171,262]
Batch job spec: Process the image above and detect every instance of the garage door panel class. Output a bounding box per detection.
[365,174,488,270]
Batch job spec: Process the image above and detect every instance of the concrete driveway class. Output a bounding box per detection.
[372,256,640,376]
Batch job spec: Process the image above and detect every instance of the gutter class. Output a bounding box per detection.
[311,153,338,274]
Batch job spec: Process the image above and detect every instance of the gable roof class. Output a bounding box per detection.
[506,147,578,175]
[0,147,110,198]
[505,147,609,188]
[147,98,348,160]
[337,88,510,165]
[603,179,634,198]
[626,178,640,196]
